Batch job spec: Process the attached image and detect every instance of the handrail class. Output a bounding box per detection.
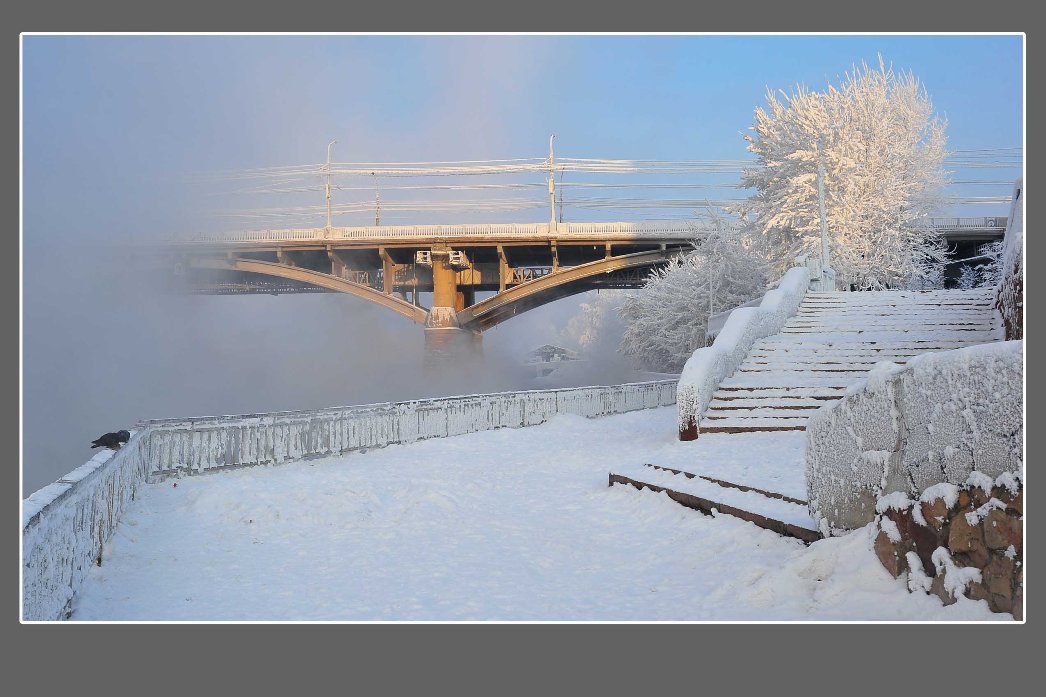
[158,220,706,244]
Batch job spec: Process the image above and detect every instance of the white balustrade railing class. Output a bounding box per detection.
[921,217,1008,230]
[165,221,705,245]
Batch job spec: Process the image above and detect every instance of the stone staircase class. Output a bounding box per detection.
[699,289,1002,434]
[610,287,1003,542]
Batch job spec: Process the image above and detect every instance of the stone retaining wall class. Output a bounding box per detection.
[873,474,1023,619]
[806,341,1022,534]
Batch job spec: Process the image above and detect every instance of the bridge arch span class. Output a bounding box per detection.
[190,257,429,325]
[456,249,677,332]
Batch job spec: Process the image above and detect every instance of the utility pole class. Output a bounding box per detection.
[326,139,337,230]
[548,134,557,231]
[373,172,380,226]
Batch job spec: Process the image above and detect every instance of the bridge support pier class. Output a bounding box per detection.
[424,326,482,365]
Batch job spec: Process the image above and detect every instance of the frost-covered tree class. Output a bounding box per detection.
[619,220,768,372]
[559,290,624,352]
[740,57,949,290]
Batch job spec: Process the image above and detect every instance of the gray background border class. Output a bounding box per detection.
[5,0,1034,692]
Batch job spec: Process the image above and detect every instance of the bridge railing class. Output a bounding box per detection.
[164,221,705,244]
[921,217,1008,230]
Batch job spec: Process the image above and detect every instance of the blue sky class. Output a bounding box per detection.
[23,34,1023,233]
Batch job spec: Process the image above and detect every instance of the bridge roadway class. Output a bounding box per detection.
[164,217,1007,351]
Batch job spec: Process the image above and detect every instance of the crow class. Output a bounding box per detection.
[91,430,131,450]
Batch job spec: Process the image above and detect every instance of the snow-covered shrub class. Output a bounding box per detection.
[740,57,948,290]
[619,222,769,372]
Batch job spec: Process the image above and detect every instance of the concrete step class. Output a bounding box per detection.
[754,338,994,349]
[712,387,845,399]
[608,466,821,543]
[706,396,829,410]
[698,416,809,432]
[720,375,860,388]
[702,403,815,414]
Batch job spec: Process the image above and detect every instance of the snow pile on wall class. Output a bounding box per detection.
[23,380,675,620]
[996,179,1023,340]
[677,266,809,437]
[22,434,151,621]
[806,341,1023,534]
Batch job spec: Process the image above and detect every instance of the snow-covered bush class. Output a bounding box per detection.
[957,241,1004,290]
[740,57,948,290]
[619,222,769,372]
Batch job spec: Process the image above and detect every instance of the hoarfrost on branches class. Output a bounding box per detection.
[619,217,769,372]
[739,57,949,290]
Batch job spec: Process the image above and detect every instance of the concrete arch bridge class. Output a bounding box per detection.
[166,221,701,353]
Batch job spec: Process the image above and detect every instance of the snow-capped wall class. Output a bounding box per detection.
[23,380,675,620]
[140,381,677,479]
[996,179,1023,340]
[677,266,810,439]
[806,341,1023,535]
[22,434,151,621]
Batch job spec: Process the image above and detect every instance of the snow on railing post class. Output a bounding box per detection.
[676,266,810,440]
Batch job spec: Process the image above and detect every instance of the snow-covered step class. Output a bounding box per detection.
[641,464,808,506]
[608,464,821,543]
[755,338,993,349]
[798,300,995,308]
[799,301,996,309]
[736,364,882,374]
[706,396,829,410]
[778,328,997,337]
[785,319,989,328]
[803,291,995,299]
[702,407,815,419]
[698,416,809,433]
[796,310,995,318]
[743,357,910,367]
[720,374,862,388]
[712,387,845,399]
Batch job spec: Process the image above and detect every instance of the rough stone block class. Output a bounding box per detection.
[1013,569,1023,621]
[984,555,1015,614]
[874,529,907,578]
[982,509,1021,553]
[920,498,950,532]
[966,580,990,604]
[929,573,957,606]
[948,510,989,568]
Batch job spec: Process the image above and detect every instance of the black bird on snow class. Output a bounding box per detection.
[90,430,131,450]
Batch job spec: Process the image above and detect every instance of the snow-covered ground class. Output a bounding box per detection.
[72,407,1005,621]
